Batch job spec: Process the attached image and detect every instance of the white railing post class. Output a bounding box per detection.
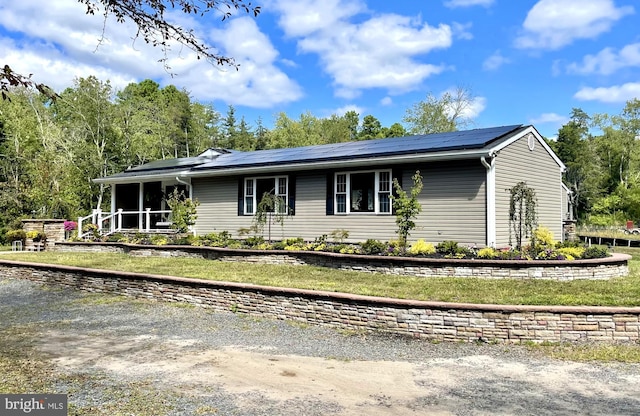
[96,209,103,232]
[117,209,123,232]
[145,208,151,232]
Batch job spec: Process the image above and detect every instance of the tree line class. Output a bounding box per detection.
[2,74,637,238]
[550,99,640,227]
[0,77,472,235]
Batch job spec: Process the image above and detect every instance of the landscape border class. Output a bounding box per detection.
[52,242,630,281]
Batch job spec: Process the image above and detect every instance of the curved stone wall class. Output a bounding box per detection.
[1,260,638,344]
[53,242,630,281]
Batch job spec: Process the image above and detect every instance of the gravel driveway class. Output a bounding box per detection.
[2,276,640,415]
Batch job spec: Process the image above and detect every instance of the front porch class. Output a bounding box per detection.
[79,179,191,239]
[78,208,175,238]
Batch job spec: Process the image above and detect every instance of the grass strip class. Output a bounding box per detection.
[2,250,640,306]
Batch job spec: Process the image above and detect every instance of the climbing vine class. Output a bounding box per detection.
[508,181,537,250]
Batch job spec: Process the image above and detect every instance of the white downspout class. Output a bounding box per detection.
[481,154,496,248]
[175,177,192,199]
[175,177,195,235]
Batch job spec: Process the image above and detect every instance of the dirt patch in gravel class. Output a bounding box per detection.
[37,330,640,416]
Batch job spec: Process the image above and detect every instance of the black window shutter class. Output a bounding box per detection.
[392,168,403,189]
[326,172,334,215]
[288,175,296,215]
[237,178,244,216]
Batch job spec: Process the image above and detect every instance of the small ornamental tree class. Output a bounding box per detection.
[392,171,424,252]
[508,181,537,250]
[252,191,291,243]
[166,189,200,233]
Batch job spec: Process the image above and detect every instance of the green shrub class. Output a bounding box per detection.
[283,238,305,251]
[245,236,265,247]
[477,247,497,259]
[408,239,436,255]
[26,230,46,242]
[581,246,610,259]
[5,229,26,243]
[272,240,286,250]
[129,233,150,245]
[173,235,196,245]
[556,240,582,248]
[436,240,459,256]
[202,231,233,247]
[329,229,349,243]
[557,246,585,260]
[533,226,555,246]
[360,239,387,255]
[150,235,168,246]
[105,232,128,243]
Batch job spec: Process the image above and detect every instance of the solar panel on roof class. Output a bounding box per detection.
[187,125,523,171]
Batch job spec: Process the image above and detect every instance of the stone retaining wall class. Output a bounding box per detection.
[1,260,639,344]
[54,242,630,281]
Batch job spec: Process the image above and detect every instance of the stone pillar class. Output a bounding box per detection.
[563,220,577,242]
[21,219,66,250]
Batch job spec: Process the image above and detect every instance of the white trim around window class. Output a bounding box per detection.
[243,175,288,215]
[334,170,392,215]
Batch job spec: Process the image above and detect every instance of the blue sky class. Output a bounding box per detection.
[1,0,639,138]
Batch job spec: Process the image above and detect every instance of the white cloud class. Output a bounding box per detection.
[272,0,452,98]
[460,96,486,119]
[444,0,494,8]
[330,104,365,117]
[440,88,486,119]
[567,43,640,75]
[452,22,473,40]
[529,113,569,125]
[482,50,510,71]
[0,0,302,107]
[273,0,367,37]
[515,0,634,50]
[574,82,640,103]
[380,96,393,106]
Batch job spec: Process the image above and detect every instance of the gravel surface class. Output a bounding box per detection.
[2,276,640,415]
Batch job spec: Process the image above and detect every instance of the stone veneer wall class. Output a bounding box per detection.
[22,219,66,250]
[54,242,630,281]
[1,260,638,344]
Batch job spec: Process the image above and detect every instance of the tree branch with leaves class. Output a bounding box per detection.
[1,0,260,100]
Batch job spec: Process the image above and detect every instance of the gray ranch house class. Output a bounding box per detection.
[92,125,568,247]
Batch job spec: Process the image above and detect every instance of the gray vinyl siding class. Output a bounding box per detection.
[193,160,486,246]
[417,160,486,246]
[494,136,563,247]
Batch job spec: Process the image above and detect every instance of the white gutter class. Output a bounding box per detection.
[186,148,496,179]
[93,170,191,185]
[480,154,496,248]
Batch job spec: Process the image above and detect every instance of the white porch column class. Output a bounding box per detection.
[138,182,144,231]
[110,185,116,215]
[481,156,496,248]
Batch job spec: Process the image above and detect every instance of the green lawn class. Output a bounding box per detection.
[2,248,640,306]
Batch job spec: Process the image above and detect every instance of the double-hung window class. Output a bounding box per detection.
[243,176,288,215]
[334,170,392,214]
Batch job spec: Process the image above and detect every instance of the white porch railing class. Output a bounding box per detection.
[78,208,173,239]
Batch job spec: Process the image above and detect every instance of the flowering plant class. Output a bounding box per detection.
[64,220,78,231]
